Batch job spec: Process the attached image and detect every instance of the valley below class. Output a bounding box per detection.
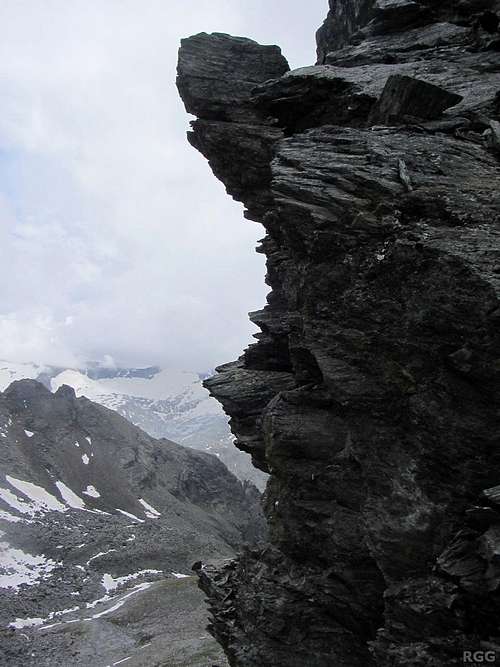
[2,576,229,667]
[0,378,261,666]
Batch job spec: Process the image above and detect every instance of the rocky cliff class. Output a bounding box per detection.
[177,2,500,665]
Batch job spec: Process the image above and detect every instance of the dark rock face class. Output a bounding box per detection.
[177,4,500,666]
[177,32,289,122]
[316,0,375,63]
[368,74,463,123]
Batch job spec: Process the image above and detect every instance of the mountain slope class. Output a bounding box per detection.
[0,379,263,665]
[0,361,267,489]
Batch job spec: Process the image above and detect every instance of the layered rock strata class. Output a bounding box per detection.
[177,3,500,665]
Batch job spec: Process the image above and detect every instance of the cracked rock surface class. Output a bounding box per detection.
[177,2,500,665]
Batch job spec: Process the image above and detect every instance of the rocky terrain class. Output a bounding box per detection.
[177,1,500,665]
[0,379,263,665]
[0,361,267,489]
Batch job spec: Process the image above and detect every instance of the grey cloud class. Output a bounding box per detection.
[0,0,326,370]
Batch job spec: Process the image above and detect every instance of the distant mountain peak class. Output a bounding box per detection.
[0,360,267,489]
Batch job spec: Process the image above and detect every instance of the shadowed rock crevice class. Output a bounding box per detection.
[177,2,500,665]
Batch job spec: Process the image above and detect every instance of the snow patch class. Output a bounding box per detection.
[9,616,44,629]
[0,361,45,392]
[81,454,90,465]
[87,582,152,620]
[0,487,35,516]
[24,430,34,438]
[0,509,22,523]
[102,569,162,593]
[11,605,80,630]
[51,369,112,401]
[82,485,100,498]
[86,549,117,566]
[0,536,57,591]
[55,481,86,510]
[99,369,202,401]
[116,509,145,523]
[171,572,190,579]
[4,477,67,514]
[138,498,161,518]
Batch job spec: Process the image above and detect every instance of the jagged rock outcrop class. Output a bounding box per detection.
[178,3,500,665]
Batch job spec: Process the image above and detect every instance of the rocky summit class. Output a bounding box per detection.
[0,379,264,666]
[177,2,500,665]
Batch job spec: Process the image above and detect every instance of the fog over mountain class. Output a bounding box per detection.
[0,0,326,372]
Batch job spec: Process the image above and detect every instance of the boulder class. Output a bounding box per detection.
[369,74,463,124]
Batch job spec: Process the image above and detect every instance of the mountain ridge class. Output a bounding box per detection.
[0,378,263,665]
[0,360,267,489]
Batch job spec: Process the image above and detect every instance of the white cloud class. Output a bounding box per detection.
[0,0,326,370]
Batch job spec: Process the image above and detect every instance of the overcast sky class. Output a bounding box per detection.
[0,0,327,372]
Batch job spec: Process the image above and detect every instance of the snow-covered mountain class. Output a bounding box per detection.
[0,362,267,489]
[0,379,263,666]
